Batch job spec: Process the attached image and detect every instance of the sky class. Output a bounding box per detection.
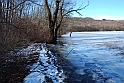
[73,0,124,20]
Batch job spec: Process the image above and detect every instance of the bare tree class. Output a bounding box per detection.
[0,0,33,51]
[44,0,89,44]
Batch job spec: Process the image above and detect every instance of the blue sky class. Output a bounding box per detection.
[73,0,124,20]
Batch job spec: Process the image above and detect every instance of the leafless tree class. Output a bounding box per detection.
[0,0,89,53]
[0,0,35,52]
[44,0,89,44]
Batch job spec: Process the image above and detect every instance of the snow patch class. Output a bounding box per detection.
[23,43,66,83]
[9,43,66,83]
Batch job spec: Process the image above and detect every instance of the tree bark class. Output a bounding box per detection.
[44,0,60,44]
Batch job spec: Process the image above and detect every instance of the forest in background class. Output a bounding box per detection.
[0,0,51,54]
[63,17,124,32]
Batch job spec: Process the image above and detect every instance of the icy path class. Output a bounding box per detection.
[11,43,66,83]
[57,31,124,83]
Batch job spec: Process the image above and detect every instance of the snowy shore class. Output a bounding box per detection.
[23,43,66,83]
[8,43,66,83]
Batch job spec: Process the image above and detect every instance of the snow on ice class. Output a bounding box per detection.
[58,31,124,83]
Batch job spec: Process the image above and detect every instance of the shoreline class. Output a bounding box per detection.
[47,44,96,83]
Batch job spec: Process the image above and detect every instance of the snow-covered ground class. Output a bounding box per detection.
[23,43,66,83]
[57,31,124,83]
[9,43,66,83]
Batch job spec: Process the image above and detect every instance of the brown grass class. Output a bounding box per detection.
[0,18,51,54]
[0,17,51,83]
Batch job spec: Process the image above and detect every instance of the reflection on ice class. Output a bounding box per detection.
[58,31,124,83]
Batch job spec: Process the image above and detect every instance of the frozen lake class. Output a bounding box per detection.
[57,31,124,83]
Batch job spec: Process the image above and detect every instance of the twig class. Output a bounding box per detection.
[65,48,74,58]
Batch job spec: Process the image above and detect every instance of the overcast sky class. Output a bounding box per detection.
[73,0,124,20]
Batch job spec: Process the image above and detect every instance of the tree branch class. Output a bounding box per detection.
[44,0,53,29]
[63,1,89,16]
[29,0,44,6]
[1,0,26,10]
[53,0,60,28]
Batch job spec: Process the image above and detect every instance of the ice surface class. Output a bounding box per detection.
[58,31,124,83]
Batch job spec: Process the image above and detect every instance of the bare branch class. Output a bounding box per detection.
[52,0,60,27]
[1,0,26,10]
[63,1,89,16]
[29,0,44,6]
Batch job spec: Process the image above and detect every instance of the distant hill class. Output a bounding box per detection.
[61,17,124,32]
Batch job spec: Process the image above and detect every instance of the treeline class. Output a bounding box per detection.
[63,17,124,32]
[0,0,51,54]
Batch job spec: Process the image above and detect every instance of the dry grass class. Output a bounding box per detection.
[0,18,51,54]
[0,17,51,83]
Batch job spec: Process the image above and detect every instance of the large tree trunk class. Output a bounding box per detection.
[49,23,61,44]
[44,0,88,44]
[44,0,60,44]
[49,29,57,44]
[48,25,60,44]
